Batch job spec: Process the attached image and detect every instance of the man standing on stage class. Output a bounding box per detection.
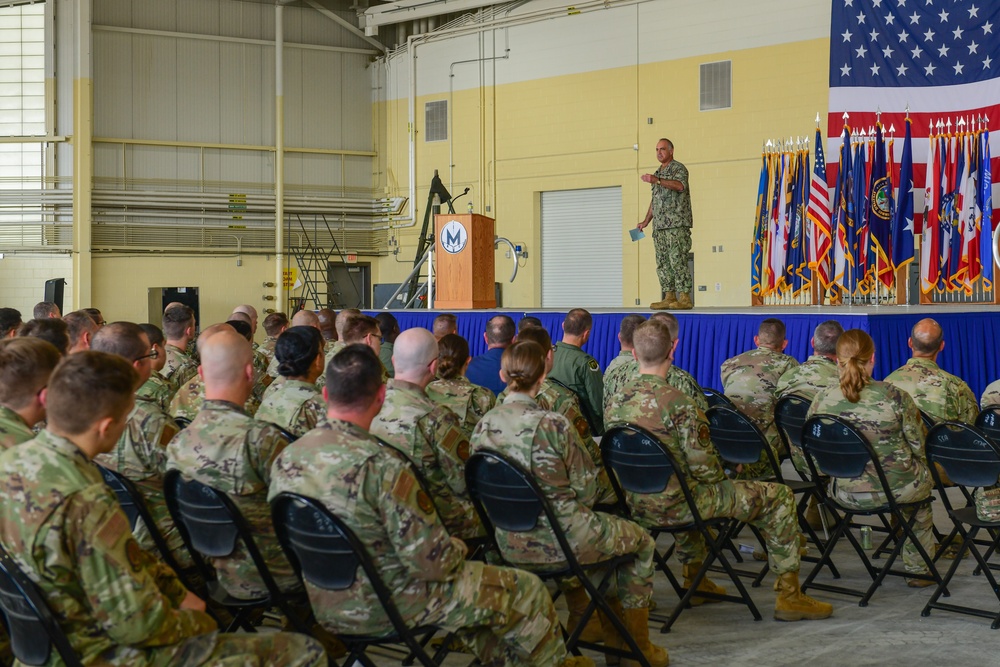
[638,138,694,310]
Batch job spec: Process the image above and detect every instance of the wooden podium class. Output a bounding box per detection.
[434,213,495,309]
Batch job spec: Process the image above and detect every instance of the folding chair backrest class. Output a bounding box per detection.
[0,545,81,667]
[97,465,140,530]
[801,415,871,479]
[602,425,674,494]
[702,388,734,409]
[271,493,360,591]
[774,394,811,453]
[705,406,769,466]
[926,422,1000,488]
[465,452,544,532]
[173,416,192,430]
[975,407,1000,443]
[264,423,298,444]
[163,469,241,559]
[919,411,937,430]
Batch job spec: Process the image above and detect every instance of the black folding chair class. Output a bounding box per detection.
[263,423,299,444]
[173,416,193,429]
[548,376,601,436]
[921,422,1000,627]
[96,465,188,577]
[705,405,836,586]
[799,415,943,606]
[0,544,82,667]
[466,450,649,663]
[271,492,449,667]
[701,388,734,410]
[600,425,762,633]
[163,469,309,633]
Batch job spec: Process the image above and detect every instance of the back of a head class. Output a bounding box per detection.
[433,313,458,338]
[229,311,252,326]
[813,320,844,356]
[518,316,542,332]
[326,344,383,410]
[836,329,875,403]
[63,310,99,349]
[436,333,470,380]
[46,351,137,435]
[162,304,195,340]
[83,308,104,326]
[33,302,59,319]
[633,319,673,366]
[139,323,165,347]
[196,322,236,355]
[335,308,362,338]
[501,340,546,393]
[291,309,320,329]
[618,314,648,348]
[757,318,786,348]
[0,338,61,409]
[0,308,22,338]
[392,327,437,377]
[562,308,593,337]
[91,321,148,362]
[263,312,289,337]
[317,309,336,337]
[342,314,379,345]
[910,318,944,356]
[18,319,69,356]
[226,319,254,343]
[375,312,399,338]
[514,325,551,352]
[233,304,257,323]
[485,314,515,346]
[649,311,679,340]
[276,326,324,378]
[200,329,252,386]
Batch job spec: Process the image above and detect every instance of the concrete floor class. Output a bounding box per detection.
[357,501,1000,666]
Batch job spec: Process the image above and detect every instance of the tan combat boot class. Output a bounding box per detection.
[804,496,825,531]
[681,563,727,606]
[773,571,834,621]
[650,292,677,310]
[620,607,670,667]
[564,586,604,644]
[674,292,693,310]
[561,657,597,667]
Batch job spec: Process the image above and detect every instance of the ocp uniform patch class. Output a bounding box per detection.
[125,538,144,573]
[588,359,600,372]
[415,489,435,515]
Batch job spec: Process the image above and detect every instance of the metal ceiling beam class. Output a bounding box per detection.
[303,0,387,52]
[361,0,495,33]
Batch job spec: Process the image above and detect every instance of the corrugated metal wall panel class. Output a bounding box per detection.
[177,40,222,144]
[134,1,176,32]
[131,35,179,141]
[299,50,342,149]
[176,0,220,36]
[93,0,131,27]
[93,31,133,137]
[541,187,623,308]
[341,54,372,154]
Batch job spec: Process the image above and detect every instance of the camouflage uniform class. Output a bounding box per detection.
[471,393,655,609]
[0,430,324,666]
[603,352,637,415]
[0,404,34,451]
[258,336,278,364]
[808,382,934,574]
[884,357,979,425]
[255,379,327,438]
[163,343,198,392]
[166,400,297,599]
[314,341,346,389]
[169,375,260,421]
[261,375,287,402]
[775,355,840,473]
[250,348,274,404]
[379,340,395,379]
[606,375,802,574]
[603,355,706,415]
[370,379,480,539]
[981,379,1000,410]
[268,419,569,666]
[137,370,175,414]
[667,364,709,413]
[95,397,187,567]
[550,341,605,435]
[721,346,798,476]
[426,375,496,435]
[650,159,693,294]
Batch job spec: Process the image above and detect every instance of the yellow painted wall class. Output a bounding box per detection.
[0,256,74,317]
[376,37,830,307]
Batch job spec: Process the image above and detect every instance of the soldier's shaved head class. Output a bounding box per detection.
[335,308,362,338]
[813,320,844,357]
[317,309,337,340]
[233,304,258,335]
[229,311,251,325]
[200,329,253,387]
[391,327,438,381]
[633,320,674,367]
[291,310,320,329]
[910,318,944,356]
[195,322,235,355]
[756,318,787,350]
[432,313,458,340]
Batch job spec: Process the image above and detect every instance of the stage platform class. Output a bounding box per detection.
[369,305,1000,399]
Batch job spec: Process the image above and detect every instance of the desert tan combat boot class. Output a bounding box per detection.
[773,571,834,621]
[561,657,597,667]
[673,292,693,310]
[650,292,677,310]
[681,563,727,606]
[564,586,604,643]
[620,607,669,667]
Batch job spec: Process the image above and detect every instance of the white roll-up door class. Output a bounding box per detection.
[541,186,622,308]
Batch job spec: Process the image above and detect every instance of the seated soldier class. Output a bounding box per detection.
[268,345,591,667]
[472,340,669,667]
[607,320,833,622]
[0,337,59,449]
[19,318,70,356]
[884,318,978,425]
[32,301,60,319]
[92,322,184,566]
[603,314,647,406]
[426,333,496,435]
[137,322,175,413]
[170,323,260,420]
[375,311,400,378]
[775,320,843,403]
[370,328,480,540]
[162,303,198,391]
[229,318,271,407]
[268,309,321,380]
[0,308,22,339]
[0,351,325,665]
[256,326,327,437]
[63,310,99,354]
[260,311,289,364]
[167,328,298,600]
[550,309,605,435]
[720,318,798,478]
[432,312,458,341]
